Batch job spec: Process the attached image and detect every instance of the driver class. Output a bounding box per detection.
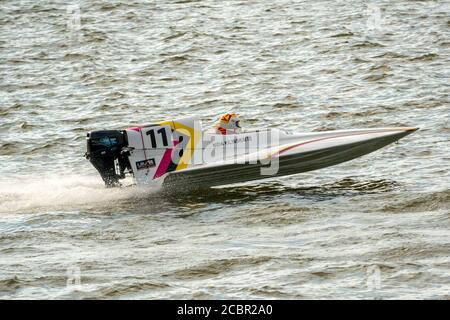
[214,113,242,135]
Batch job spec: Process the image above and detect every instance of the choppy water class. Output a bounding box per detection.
[1,0,449,299]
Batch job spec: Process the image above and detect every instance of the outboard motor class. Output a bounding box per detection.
[85,130,131,187]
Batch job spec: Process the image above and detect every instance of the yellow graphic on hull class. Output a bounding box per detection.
[158,120,201,171]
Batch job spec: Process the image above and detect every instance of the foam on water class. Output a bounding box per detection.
[0,175,159,214]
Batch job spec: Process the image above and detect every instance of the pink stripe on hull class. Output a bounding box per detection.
[274,130,402,157]
[127,126,143,132]
[153,140,180,179]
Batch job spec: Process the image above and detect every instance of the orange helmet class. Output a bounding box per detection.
[214,113,242,135]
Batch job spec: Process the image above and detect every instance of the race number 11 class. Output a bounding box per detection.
[144,125,173,149]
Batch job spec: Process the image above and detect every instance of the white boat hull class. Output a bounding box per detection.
[85,118,417,190]
[162,127,417,190]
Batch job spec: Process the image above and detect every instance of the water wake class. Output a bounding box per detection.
[0,175,158,214]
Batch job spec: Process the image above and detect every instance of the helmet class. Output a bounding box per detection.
[214,113,242,135]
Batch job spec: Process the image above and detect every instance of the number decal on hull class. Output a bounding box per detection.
[144,126,173,149]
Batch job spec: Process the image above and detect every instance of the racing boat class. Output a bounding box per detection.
[85,117,417,190]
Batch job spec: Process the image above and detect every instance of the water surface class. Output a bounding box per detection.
[0,0,449,299]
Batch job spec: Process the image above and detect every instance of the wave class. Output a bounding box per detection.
[0,143,18,156]
[409,53,439,61]
[167,256,272,280]
[383,189,450,213]
[0,175,159,214]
